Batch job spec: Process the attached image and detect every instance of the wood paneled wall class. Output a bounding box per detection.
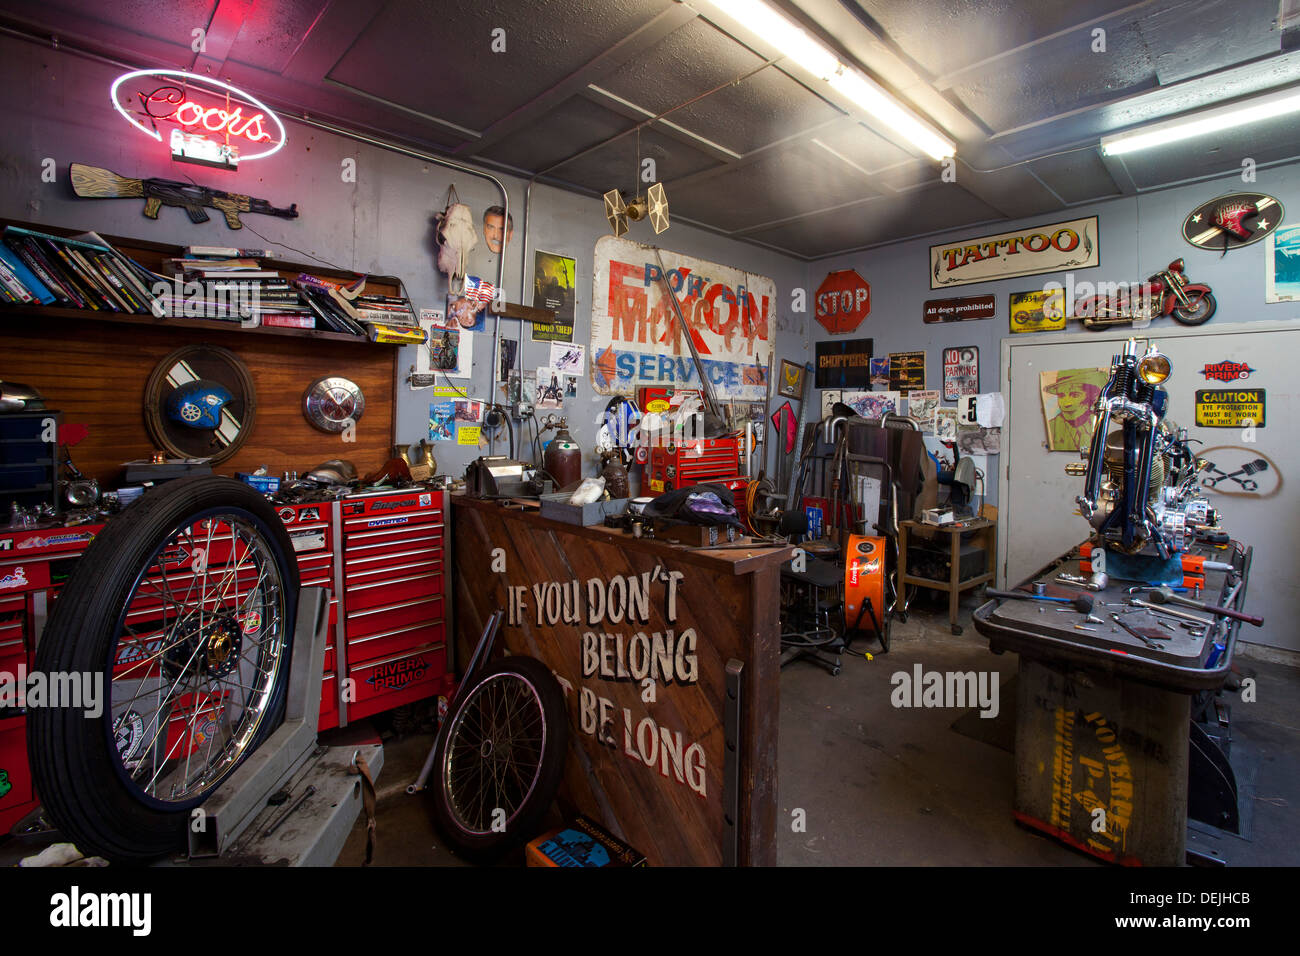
[1,317,397,485]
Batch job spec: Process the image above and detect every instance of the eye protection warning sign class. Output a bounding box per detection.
[1194,389,1265,428]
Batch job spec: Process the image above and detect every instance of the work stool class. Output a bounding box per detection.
[779,554,846,676]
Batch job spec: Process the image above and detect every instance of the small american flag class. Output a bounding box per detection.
[463,275,497,303]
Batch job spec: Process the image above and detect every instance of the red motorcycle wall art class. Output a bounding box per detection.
[1073,258,1216,330]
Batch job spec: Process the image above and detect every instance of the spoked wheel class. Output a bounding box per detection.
[1172,291,1217,326]
[431,656,567,860]
[30,477,298,863]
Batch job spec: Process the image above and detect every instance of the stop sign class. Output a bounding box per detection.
[814,270,871,334]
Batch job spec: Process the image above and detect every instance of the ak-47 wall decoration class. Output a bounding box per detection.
[70,163,298,231]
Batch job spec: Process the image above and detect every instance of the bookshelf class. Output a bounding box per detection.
[0,218,413,485]
[0,217,411,345]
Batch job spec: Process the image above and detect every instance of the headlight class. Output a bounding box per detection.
[1138,349,1171,384]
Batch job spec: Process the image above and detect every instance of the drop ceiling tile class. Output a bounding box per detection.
[948,21,1156,131]
[32,0,218,42]
[598,16,765,115]
[478,96,635,171]
[667,143,883,233]
[806,122,917,174]
[1140,0,1281,85]
[547,127,724,196]
[664,67,844,155]
[1029,149,1120,204]
[853,0,1144,78]
[327,0,674,131]
[742,185,1004,258]
[227,0,328,74]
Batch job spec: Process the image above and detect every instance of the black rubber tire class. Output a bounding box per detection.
[28,476,298,864]
[1172,291,1216,326]
[430,655,568,861]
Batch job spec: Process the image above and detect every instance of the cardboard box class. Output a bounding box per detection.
[526,815,647,867]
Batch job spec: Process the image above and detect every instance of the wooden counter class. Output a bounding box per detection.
[451,494,791,866]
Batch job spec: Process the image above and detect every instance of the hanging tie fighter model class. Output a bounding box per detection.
[603,181,669,237]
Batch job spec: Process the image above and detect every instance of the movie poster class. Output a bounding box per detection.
[888,350,926,395]
[533,250,577,341]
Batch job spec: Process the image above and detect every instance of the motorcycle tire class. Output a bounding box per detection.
[430,655,568,861]
[29,476,299,863]
[1172,291,1217,326]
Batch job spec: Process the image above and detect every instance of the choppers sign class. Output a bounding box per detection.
[590,236,774,399]
[111,69,286,168]
[930,216,1098,289]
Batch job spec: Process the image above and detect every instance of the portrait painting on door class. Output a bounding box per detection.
[1039,367,1108,451]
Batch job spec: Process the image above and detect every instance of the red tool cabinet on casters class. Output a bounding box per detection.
[331,488,454,726]
[0,486,453,834]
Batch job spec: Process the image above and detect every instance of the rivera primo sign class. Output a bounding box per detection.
[929,216,1099,289]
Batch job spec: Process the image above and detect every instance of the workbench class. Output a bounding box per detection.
[450,494,792,866]
[974,541,1253,866]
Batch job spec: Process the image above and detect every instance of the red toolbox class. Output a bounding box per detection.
[0,486,454,834]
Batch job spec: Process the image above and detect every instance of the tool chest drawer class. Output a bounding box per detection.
[344,568,445,611]
[347,619,444,668]
[346,643,445,711]
[345,593,444,639]
[344,545,443,576]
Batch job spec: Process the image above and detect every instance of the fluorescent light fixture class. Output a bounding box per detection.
[700,0,955,161]
[1101,85,1300,156]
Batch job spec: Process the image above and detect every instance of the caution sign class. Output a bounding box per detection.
[1195,389,1265,428]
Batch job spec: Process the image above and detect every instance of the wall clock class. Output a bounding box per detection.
[303,376,365,433]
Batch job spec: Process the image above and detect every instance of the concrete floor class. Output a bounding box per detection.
[337,589,1300,868]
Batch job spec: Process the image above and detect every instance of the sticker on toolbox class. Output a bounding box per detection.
[300,507,321,522]
[16,530,96,550]
[0,770,10,800]
[370,498,418,512]
[805,506,824,540]
[366,655,428,690]
[0,567,27,590]
[290,528,326,552]
[0,540,10,551]
[278,508,296,523]
[366,517,410,528]
[419,493,431,507]
[343,502,365,515]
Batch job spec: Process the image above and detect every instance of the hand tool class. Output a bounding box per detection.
[1146,586,1263,627]
[1129,597,1209,626]
[987,588,1094,614]
[1112,613,1164,649]
[1055,571,1109,591]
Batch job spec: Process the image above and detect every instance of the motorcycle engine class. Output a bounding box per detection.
[1075,341,1222,557]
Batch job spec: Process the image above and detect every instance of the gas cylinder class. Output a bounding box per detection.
[544,422,583,489]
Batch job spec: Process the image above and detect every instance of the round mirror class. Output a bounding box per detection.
[144,345,257,464]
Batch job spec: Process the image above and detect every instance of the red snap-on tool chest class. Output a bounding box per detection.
[0,486,453,835]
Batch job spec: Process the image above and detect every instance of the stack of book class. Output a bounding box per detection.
[292,273,423,341]
[352,293,419,329]
[0,225,161,313]
[166,246,311,327]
